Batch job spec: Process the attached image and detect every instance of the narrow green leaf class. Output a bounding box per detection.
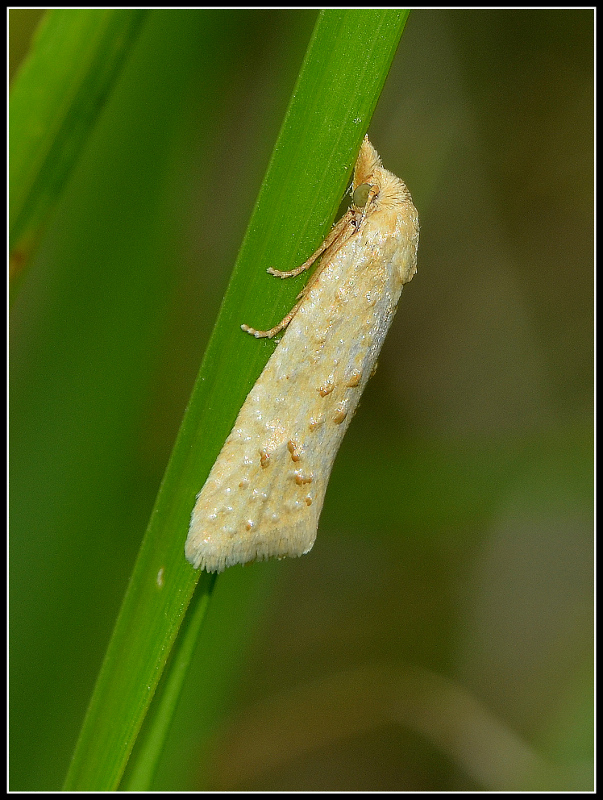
[121,574,218,790]
[63,9,410,790]
[9,9,148,288]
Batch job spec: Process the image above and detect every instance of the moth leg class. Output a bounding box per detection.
[241,295,305,339]
[267,211,355,278]
[242,209,360,338]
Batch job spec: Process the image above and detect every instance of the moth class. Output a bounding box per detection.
[186,136,419,572]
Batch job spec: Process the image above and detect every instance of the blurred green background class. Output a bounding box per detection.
[10,9,593,791]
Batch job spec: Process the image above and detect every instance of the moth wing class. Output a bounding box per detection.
[185,402,326,573]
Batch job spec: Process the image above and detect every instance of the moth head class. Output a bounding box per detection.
[352,182,377,210]
[354,136,382,186]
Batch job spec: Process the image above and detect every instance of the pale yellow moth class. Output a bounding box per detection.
[186,136,419,572]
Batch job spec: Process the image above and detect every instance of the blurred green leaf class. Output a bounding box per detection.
[9,9,148,290]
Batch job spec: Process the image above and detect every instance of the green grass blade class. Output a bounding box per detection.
[121,574,218,790]
[63,9,410,790]
[9,9,148,289]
